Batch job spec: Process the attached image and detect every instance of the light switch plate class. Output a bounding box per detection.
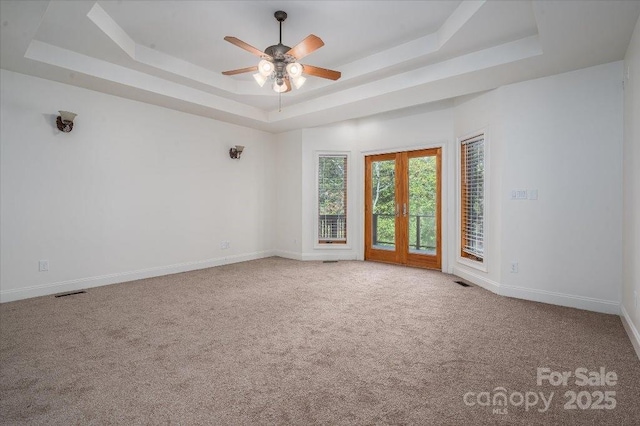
[511,190,527,200]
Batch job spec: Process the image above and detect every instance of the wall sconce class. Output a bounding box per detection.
[56,111,77,133]
[229,145,244,159]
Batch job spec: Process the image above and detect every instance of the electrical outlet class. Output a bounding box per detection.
[39,260,49,272]
[510,262,519,273]
[220,241,230,250]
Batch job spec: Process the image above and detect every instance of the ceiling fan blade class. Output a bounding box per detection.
[222,66,259,76]
[302,64,341,81]
[284,79,292,93]
[224,36,270,58]
[286,34,324,60]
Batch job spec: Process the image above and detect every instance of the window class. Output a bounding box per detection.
[317,154,347,244]
[460,134,484,262]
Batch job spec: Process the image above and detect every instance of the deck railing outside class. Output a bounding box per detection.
[372,213,435,251]
[319,213,436,251]
[319,214,347,241]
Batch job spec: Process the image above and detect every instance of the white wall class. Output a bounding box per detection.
[1,60,630,323]
[0,70,276,302]
[496,62,623,314]
[274,130,303,259]
[294,103,454,263]
[622,16,640,357]
[452,63,624,314]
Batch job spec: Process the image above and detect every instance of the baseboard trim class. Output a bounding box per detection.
[500,284,620,315]
[621,304,640,361]
[452,266,620,315]
[272,250,303,261]
[452,266,501,293]
[0,250,275,303]
[301,252,359,261]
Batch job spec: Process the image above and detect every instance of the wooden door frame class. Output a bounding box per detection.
[364,148,442,270]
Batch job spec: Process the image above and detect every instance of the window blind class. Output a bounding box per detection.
[461,135,484,261]
[318,155,347,243]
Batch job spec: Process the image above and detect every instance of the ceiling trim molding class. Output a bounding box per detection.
[24,40,268,122]
[85,1,490,101]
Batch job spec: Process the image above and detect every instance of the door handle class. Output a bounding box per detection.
[396,203,400,217]
[403,203,407,217]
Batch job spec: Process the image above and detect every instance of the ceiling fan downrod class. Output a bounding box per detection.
[274,10,287,45]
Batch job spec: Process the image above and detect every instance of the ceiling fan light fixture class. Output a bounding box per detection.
[292,75,306,89]
[253,73,267,87]
[258,59,274,77]
[273,81,287,93]
[286,62,303,78]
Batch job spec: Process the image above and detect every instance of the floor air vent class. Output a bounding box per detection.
[454,280,471,287]
[323,261,338,263]
[55,291,87,298]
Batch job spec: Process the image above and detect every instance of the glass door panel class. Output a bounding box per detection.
[408,155,437,255]
[371,159,396,251]
[405,149,441,269]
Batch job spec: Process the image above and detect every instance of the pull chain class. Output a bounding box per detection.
[279,92,282,112]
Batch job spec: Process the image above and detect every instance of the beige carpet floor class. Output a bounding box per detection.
[1,257,639,425]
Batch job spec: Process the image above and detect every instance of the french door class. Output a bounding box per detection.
[365,148,441,269]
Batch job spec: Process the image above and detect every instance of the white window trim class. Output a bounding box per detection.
[456,129,489,272]
[314,151,352,250]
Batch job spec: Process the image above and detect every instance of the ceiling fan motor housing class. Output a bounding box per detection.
[265,44,296,81]
[264,44,292,59]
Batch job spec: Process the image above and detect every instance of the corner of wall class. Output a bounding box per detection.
[621,305,640,360]
[621,14,640,360]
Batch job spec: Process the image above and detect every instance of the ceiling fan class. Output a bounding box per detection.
[222,10,341,93]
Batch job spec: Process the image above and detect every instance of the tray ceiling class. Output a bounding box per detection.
[1,1,639,132]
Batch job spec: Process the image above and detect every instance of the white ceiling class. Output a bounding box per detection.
[1,1,639,133]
